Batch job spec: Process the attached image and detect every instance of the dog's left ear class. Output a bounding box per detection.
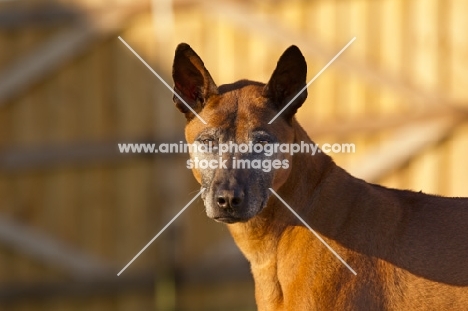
[263,45,307,121]
[172,43,218,120]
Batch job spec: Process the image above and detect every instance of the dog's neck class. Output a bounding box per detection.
[228,119,404,259]
[225,120,404,308]
[227,120,338,260]
[224,121,340,306]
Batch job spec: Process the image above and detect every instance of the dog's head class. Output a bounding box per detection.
[172,43,307,223]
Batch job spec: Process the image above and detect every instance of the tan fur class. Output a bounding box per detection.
[173,43,468,310]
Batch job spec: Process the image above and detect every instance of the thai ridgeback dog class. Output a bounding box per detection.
[171,43,468,310]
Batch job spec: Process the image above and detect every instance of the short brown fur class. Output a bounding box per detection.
[172,43,468,310]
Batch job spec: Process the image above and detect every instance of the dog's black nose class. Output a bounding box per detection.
[216,190,243,209]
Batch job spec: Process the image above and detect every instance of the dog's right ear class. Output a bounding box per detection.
[172,43,218,120]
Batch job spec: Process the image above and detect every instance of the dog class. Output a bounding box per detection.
[171,43,468,310]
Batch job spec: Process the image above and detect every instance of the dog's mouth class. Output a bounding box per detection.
[201,184,269,223]
[211,200,266,224]
[213,216,244,224]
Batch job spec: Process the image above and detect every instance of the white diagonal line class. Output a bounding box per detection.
[268,37,356,124]
[117,188,205,276]
[118,36,207,125]
[268,188,357,275]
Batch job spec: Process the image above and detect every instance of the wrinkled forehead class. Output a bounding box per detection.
[208,86,268,124]
[185,84,293,143]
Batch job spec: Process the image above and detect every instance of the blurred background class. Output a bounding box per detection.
[0,0,467,310]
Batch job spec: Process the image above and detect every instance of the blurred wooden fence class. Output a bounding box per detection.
[0,0,467,310]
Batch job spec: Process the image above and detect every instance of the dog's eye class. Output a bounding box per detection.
[252,131,274,146]
[253,138,270,146]
[198,137,216,146]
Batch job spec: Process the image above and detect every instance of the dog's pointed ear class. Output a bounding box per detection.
[172,43,218,120]
[263,45,307,121]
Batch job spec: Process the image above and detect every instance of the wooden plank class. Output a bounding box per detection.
[0,4,79,29]
[445,0,468,197]
[314,0,366,169]
[411,0,439,90]
[449,123,468,197]
[0,0,204,107]
[0,272,156,305]
[0,2,150,106]
[450,0,468,100]
[0,137,185,171]
[7,26,53,311]
[406,144,443,195]
[347,114,462,182]
[114,19,161,310]
[0,261,251,305]
[206,103,447,137]
[0,215,112,280]
[434,0,455,197]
